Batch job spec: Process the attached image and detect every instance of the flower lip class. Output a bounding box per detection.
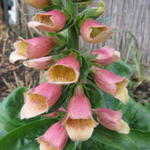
[64,118,97,141]
[90,26,109,38]
[45,56,80,84]
[46,64,79,84]
[80,19,113,43]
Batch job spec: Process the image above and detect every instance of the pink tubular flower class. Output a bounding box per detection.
[64,85,98,141]
[23,56,55,70]
[92,67,129,103]
[91,46,120,65]
[80,19,112,43]
[9,37,56,64]
[96,108,130,134]
[45,55,80,84]
[37,122,68,150]
[20,82,62,119]
[24,0,52,9]
[28,10,67,32]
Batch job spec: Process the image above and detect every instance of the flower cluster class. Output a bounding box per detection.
[9,0,130,150]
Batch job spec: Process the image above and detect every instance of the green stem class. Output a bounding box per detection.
[66,0,79,49]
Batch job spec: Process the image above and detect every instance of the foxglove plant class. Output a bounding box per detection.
[7,0,134,149]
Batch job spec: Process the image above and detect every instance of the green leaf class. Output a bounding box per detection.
[92,126,140,150]
[0,87,28,132]
[84,81,103,108]
[122,99,150,131]
[83,126,150,150]
[0,118,57,150]
[105,60,133,78]
[64,140,76,150]
[79,56,91,80]
[82,139,118,150]
[129,129,150,150]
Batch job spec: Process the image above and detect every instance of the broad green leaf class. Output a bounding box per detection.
[92,126,140,150]
[105,60,133,78]
[64,140,76,150]
[82,139,118,150]
[83,127,150,150]
[84,81,103,108]
[101,92,120,110]
[0,118,57,150]
[0,87,28,132]
[122,99,150,131]
[129,129,150,150]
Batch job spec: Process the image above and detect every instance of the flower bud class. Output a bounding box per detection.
[92,67,129,103]
[82,1,105,19]
[23,56,55,70]
[45,56,80,84]
[20,82,62,119]
[80,19,112,43]
[64,85,97,141]
[91,46,120,65]
[9,37,56,64]
[96,108,130,134]
[24,0,52,9]
[37,122,68,150]
[28,10,67,32]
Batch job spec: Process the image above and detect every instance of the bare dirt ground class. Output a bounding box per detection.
[0,8,39,98]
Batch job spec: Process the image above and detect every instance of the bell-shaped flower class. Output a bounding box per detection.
[92,67,129,103]
[96,108,130,134]
[28,10,67,32]
[9,37,56,64]
[23,56,55,70]
[20,82,62,119]
[64,85,98,141]
[24,0,52,9]
[37,121,68,150]
[91,46,120,65]
[45,55,80,84]
[80,19,112,43]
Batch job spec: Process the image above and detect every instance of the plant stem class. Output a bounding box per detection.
[66,0,79,49]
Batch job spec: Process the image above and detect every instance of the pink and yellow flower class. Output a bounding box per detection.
[9,37,56,63]
[91,46,120,65]
[37,122,68,150]
[80,19,112,43]
[96,108,130,134]
[92,67,129,103]
[28,10,67,32]
[45,56,80,84]
[20,82,62,119]
[64,85,97,141]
